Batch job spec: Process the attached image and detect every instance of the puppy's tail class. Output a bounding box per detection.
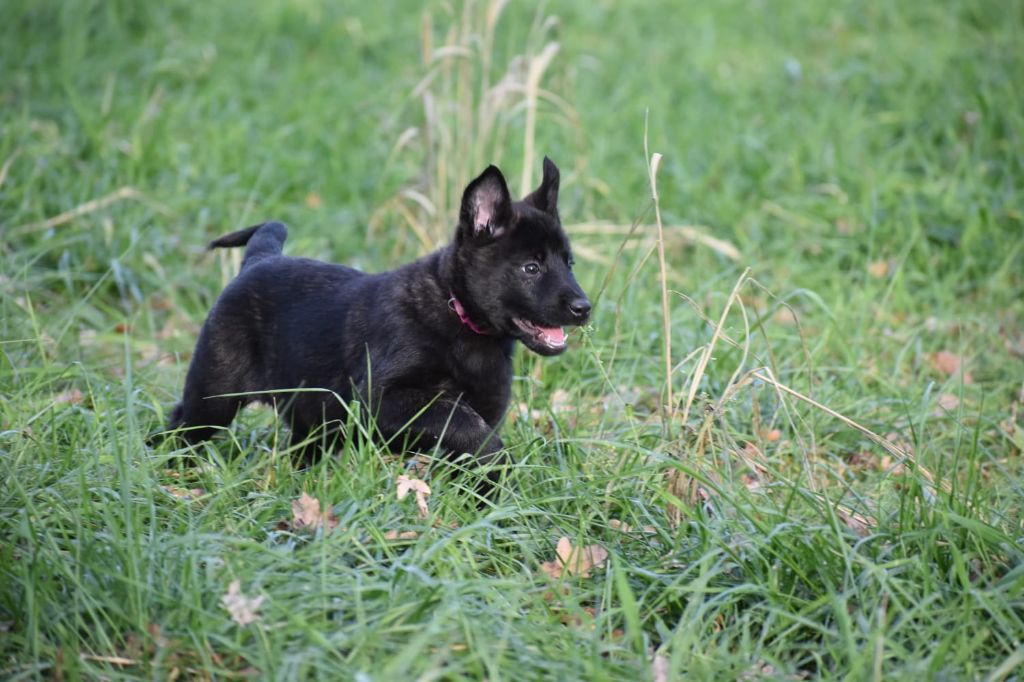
[208,221,288,269]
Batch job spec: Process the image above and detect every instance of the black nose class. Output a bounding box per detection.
[568,298,591,320]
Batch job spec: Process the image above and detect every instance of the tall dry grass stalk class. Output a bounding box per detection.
[643,112,674,429]
[372,0,577,252]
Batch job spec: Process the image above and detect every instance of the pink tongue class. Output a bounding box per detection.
[538,326,566,344]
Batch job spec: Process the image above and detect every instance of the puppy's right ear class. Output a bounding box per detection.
[524,156,560,219]
[459,165,512,239]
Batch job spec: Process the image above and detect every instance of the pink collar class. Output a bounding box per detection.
[448,294,488,335]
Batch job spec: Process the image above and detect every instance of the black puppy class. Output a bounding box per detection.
[168,158,590,482]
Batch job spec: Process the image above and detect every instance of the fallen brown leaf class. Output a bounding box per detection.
[867,260,889,278]
[936,393,960,412]
[741,473,764,493]
[383,530,419,541]
[539,537,609,579]
[608,519,657,534]
[509,401,543,425]
[652,654,670,682]
[305,192,322,209]
[877,454,907,477]
[739,662,776,680]
[148,294,172,311]
[396,475,431,517]
[161,485,204,501]
[54,388,84,405]
[929,350,973,384]
[290,492,338,533]
[558,605,597,628]
[550,389,571,413]
[608,519,632,533]
[221,580,264,626]
[772,307,798,326]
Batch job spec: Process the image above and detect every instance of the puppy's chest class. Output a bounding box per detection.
[446,342,513,425]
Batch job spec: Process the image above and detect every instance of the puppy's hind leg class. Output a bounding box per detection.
[167,388,243,446]
[287,415,350,469]
[287,418,320,468]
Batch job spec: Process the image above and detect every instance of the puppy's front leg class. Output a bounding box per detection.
[373,389,506,469]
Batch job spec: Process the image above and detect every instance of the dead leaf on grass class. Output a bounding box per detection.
[161,485,204,501]
[877,454,907,477]
[154,313,200,341]
[396,475,431,517]
[608,519,657,534]
[652,654,670,682]
[929,351,973,384]
[54,388,84,405]
[550,389,571,413]
[148,294,172,311]
[78,328,99,348]
[558,605,597,628]
[221,580,264,626]
[509,401,543,425]
[383,530,419,541]
[305,192,322,209]
[290,492,338,533]
[936,393,960,413]
[867,260,889,278]
[539,537,609,579]
[739,662,776,680]
[772,307,798,326]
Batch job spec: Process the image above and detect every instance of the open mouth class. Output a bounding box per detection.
[513,318,566,350]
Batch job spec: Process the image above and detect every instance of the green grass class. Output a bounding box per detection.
[2,0,1023,679]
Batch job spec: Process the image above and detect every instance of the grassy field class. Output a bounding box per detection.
[2,0,1023,679]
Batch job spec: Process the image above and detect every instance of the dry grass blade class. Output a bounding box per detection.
[569,222,741,261]
[679,269,751,429]
[80,655,139,666]
[520,41,560,195]
[0,147,22,190]
[835,505,874,537]
[644,112,674,425]
[14,186,170,235]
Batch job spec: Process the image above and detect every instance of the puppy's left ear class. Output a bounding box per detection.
[524,156,560,219]
[460,165,512,239]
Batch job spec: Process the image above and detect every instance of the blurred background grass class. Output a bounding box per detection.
[2,0,1023,679]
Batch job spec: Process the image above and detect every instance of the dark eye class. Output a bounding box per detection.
[522,262,541,275]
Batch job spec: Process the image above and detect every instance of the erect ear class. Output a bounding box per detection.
[524,156,560,219]
[459,165,512,239]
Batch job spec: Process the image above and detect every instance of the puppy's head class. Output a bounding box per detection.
[453,158,590,356]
